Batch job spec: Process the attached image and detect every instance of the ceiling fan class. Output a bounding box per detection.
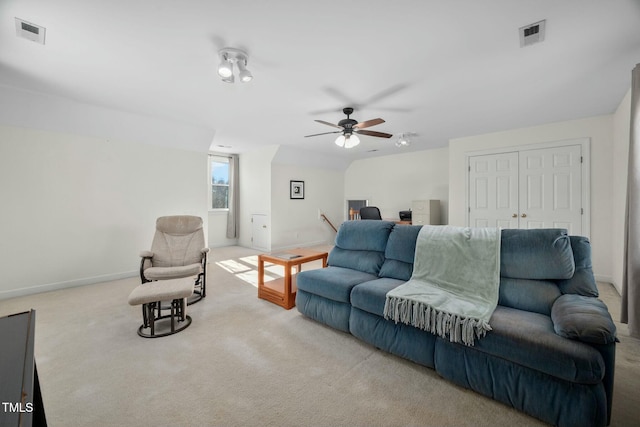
[305,107,393,148]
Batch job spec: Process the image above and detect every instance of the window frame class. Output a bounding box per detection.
[209,154,231,212]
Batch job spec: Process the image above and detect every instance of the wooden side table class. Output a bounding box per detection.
[258,248,328,309]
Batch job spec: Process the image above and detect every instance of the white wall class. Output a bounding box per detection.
[448,115,614,282]
[271,163,344,250]
[611,89,632,293]
[0,125,208,299]
[236,145,345,251]
[207,211,238,248]
[237,145,278,248]
[344,147,449,223]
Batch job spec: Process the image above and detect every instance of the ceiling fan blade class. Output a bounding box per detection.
[304,131,342,138]
[354,118,385,129]
[355,129,393,138]
[315,119,342,129]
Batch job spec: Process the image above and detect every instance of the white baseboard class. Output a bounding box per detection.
[594,274,613,285]
[0,270,138,301]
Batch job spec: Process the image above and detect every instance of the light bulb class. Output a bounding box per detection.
[237,60,253,82]
[335,135,346,147]
[395,134,411,147]
[218,60,233,78]
[344,134,360,148]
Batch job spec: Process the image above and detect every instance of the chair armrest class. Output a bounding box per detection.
[140,251,154,259]
[551,294,617,345]
[201,248,210,254]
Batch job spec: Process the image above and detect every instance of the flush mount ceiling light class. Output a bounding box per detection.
[218,48,253,83]
[395,132,414,147]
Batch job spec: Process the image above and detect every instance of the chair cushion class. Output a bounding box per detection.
[500,229,575,280]
[128,277,194,305]
[151,216,206,267]
[551,294,617,344]
[144,264,201,280]
[156,215,203,234]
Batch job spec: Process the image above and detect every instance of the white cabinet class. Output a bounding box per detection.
[411,200,440,225]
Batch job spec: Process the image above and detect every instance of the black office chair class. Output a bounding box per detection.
[359,206,382,220]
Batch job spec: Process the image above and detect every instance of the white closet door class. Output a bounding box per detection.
[519,145,582,234]
[469,152,519,228]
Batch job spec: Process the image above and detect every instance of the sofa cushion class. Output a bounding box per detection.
[551,294,617,344]
[378,259,413,281]
[350,278,405,316]
[434,338,608,427]
[350,308,437,369]
[296,266,378,303]
[296,290,352,332]
[474,306,605,384]
[498,278,562,316]
[378,225,422,280]
[500,229,575,280]
[334,220,394,252]
[328,247,385,275]
[557,236,599,297]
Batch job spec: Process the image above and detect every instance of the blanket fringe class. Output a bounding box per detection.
[383,296,492,346]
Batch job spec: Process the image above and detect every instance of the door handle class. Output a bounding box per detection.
[512,213,517,218]
[262,225,267,228]
[521,213,527,218]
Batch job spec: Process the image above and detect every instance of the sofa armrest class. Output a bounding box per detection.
[551,294,617,344]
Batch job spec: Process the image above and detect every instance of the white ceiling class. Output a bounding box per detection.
[1,0,639,160]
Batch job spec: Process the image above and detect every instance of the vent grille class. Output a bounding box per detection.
[519,20,545,47]
[15,18,46,44]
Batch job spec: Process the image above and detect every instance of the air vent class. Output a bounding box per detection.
[519,20,545,47]
[15,18,46,44]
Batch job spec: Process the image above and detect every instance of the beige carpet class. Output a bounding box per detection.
[1,245,639,427]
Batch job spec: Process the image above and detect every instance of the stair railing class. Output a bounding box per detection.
[320,213,338,233]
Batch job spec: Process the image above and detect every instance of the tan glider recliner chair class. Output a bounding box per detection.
[139,215,209,305]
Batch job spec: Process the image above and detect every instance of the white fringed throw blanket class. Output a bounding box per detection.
[383,225,501,346]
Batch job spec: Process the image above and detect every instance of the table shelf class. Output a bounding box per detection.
[257,249,327,309]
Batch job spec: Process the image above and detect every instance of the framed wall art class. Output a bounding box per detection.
[290,180,304,199]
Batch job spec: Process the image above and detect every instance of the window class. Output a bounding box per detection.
[210,155,230,210]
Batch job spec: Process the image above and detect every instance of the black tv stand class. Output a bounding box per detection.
[0,310,47,427]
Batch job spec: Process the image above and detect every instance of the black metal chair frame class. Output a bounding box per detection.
[139,298,192,338]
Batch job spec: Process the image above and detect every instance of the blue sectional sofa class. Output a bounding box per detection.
[296,221,617,427]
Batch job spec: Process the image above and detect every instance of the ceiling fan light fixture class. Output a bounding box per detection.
[335,133,360,149]
[345,133,360,148]
[395,133,412,147]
